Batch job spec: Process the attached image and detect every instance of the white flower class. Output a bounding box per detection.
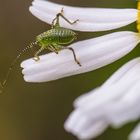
[21,0,140,82]
[21,31,140,82]
[29,0,137,32]
[20,0,140,82]
[64,57,140,140]
[21,0,140,139]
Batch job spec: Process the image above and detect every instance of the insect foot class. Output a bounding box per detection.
[61,7,64,14]
[33,56,40,61]
[76,60,82,67]
[72,19,79,24]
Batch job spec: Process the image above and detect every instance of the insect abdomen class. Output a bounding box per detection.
[46,28,77,44]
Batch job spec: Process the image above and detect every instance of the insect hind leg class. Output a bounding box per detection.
[50,44,81,66]
[68,47,81,67]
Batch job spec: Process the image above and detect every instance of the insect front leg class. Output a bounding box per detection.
[51,17,58,28]
[51,9,64,28]
[52,8,79,28]
[33,47,45,61]
[58,13,79,25]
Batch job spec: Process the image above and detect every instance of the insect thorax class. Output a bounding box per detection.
[36,27,77,47]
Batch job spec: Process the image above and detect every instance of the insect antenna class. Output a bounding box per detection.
[0,41,37,93]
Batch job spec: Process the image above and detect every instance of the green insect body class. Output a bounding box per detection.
[0,8,81,92]
[37,27,77,46]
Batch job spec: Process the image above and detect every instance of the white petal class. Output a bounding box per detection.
[29,0,137,31]
[129,123,140,140]
[74,88,100,108]
[64,110,108,140]
[74,57,140,108]
[65,58,140,139]
[107,81,140,127]
[73,57,140,116]
[21,31,140,83]
[76,121,107,140]
[71,77,139,123]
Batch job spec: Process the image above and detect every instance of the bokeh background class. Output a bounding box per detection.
[0,0,139,140]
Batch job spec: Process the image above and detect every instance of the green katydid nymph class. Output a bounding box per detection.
[0,8,81,93]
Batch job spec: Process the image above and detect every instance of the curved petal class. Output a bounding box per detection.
[74,57,140,108]
[29,0,137,31]
[74,57,140,112]
[64,110,108,140]
[107,81,140,127]
[105,80,140,127]
[64,57,140,139]
[21,31,140,83]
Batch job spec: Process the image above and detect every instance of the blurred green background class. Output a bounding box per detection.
[0,0,139,140]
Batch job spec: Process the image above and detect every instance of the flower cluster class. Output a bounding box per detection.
[21,0,140,139]
[65,57,140,140]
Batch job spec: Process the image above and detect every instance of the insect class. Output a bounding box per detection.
[0,8,81,93]
[34,8,81,65]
